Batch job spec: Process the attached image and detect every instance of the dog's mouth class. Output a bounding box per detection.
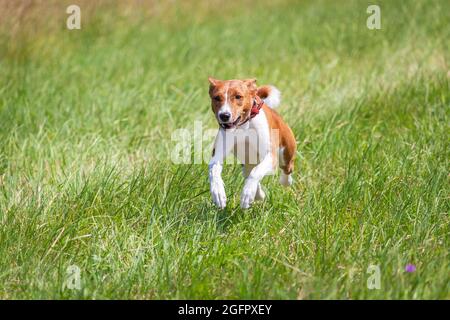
[219,116,241,130]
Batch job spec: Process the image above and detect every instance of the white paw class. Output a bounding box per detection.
[280,173,293,187]
[210,178,226,209]
[241,179,258,209]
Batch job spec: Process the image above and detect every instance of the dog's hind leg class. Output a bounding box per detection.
[242,164,265,201]
[278,147,294,187]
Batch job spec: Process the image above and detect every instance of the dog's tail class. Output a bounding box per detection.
[257,85,281,108]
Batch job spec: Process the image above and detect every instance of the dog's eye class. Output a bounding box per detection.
[214,96,221,102]
[235,95,242,99]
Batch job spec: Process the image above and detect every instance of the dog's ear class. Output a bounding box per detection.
[244,78,257,93]
[244,78,257,88]
[208,76,219,87]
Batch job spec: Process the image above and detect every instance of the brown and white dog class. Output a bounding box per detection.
[208,77,296,209]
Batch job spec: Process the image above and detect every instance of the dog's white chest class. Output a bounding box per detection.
[230,109,271,165]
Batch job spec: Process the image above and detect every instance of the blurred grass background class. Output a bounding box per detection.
[0,0,448,299]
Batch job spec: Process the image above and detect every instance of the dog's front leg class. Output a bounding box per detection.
[209,129,234,209]
[241,154,274,209]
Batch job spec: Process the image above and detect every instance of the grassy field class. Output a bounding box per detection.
[0,0,449,299]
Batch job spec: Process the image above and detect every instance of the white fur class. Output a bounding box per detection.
[242,164,265,201]
[279,172,293,187]
[209,128,234,209]
[209,109,275,209]
[263,86,281,108]
[218,84,232,120]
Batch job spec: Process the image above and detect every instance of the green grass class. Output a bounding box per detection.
[0,0,449,299]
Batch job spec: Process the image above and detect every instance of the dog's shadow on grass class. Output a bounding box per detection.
[213,207,244,232]
[189,198,273,234]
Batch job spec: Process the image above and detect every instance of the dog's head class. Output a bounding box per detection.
[208,77,257,130]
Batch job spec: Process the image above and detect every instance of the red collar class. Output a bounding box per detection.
[238,96,264,127]
[250,96,264,118]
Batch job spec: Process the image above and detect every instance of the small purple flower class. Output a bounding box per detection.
[405,264,416,273]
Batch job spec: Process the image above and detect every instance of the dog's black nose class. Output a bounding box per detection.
[219,112,231,122]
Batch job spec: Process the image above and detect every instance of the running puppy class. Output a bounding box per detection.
[208,77,296,209]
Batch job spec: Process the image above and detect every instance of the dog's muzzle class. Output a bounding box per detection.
[219,116,241,130]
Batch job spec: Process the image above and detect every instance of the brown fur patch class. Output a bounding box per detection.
[262,104,296,174]
[257,85,272,100]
